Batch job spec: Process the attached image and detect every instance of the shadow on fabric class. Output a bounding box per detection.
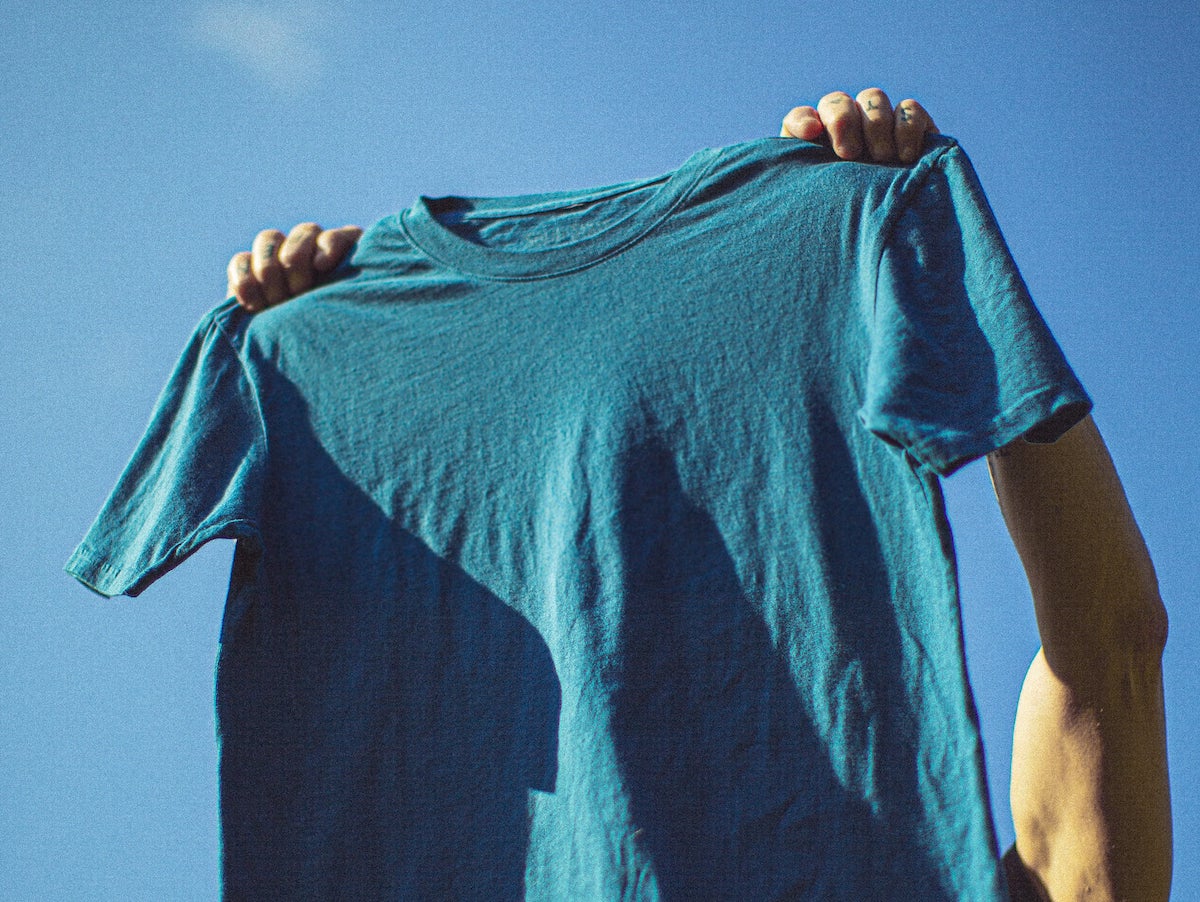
[216,373,561,901]
[215,370,954,899]
[608,423,944,899]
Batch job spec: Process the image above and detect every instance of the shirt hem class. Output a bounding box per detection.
[872,383,1093,477]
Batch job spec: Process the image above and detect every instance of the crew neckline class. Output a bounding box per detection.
[398,145,724,281]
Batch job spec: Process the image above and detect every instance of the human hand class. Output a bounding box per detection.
[228,92,935,312]
[227,223,363,312]
[780,88,938,164]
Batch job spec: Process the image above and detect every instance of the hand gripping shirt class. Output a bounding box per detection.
[66,137,1090,901]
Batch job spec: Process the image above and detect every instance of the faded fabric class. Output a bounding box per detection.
[67,136,1089,900]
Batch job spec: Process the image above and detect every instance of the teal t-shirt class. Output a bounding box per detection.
[67,136,1089,901]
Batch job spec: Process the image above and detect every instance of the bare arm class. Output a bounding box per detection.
[989,415,1171,901]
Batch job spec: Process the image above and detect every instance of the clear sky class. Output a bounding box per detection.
[3,1,1197,898]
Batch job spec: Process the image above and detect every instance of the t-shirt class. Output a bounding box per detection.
[66,136,1091,901]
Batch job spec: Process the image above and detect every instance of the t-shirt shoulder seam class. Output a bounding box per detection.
[210,307,271,466]
[869,140,958,321]
[875,140,958,260]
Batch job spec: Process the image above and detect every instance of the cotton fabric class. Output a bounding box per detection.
[67,136,1090,900]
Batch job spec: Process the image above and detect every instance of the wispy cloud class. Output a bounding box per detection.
[190,2,323,91]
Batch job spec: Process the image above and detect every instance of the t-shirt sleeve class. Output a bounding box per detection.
[858,143,1092,476]
[64,306,266,598]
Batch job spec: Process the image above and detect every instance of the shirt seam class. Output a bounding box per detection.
[869,140,958,323]
[901,382,1084,475]
[67,516,262,597]
[66,308,267,598]
[211,309,271,477]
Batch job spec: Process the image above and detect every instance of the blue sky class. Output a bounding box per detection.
[3,1,1198,898]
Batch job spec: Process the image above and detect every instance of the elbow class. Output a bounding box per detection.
[1145,594,1169,657]
[1091,554,1169,661]
[1116,576,1169,661]
[1036,582,1168,712]
[1114,537,1169,656]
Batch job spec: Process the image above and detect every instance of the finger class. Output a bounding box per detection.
[251,229,289,307]
[895,99,939,163]
[780,105,824,141]
[227,251,266,311]
[278,222,323,295]
[313,225,364,272]
[856,87,897,163]
[816,91,863,160]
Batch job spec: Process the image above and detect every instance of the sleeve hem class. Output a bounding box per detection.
[64,543,129,598]
[64,518,261,599]
[868,383,1092,478]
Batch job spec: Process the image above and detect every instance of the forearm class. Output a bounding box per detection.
[989,415,1171,900]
